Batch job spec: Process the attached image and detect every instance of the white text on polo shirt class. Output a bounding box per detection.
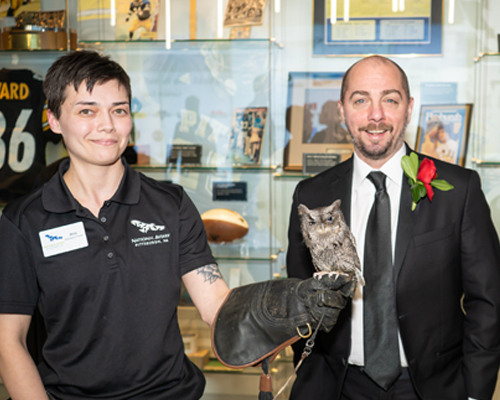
[131,233,170,247]
[130,219,166,233]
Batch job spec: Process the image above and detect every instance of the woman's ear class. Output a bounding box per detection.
[46,109,62,134]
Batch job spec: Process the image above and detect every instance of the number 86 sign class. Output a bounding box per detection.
[0,109,36,173]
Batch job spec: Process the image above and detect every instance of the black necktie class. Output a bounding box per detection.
[363,171,401,390]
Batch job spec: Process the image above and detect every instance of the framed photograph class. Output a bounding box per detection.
[230,26,252,39]
[313,0,443,56]
[116,0,160,40]
[0,0,41,18]
[415,104,473,167]
[228,107,267,164]
[284,72,353,171]
[224,0,267,27]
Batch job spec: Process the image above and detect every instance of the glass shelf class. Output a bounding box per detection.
[0,49,70,53]
[210,245,281,261]
[471,159,500,168]
[274,172,312,179]
[132,164,277,172]
[80,38,281,45]
[272,165,328,179]
[474,52,500,62]
[78,38,283,52]
[0,39,283,52]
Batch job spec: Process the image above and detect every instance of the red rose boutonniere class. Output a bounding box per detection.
[401,152,454,211]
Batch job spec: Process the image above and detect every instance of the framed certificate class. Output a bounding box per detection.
[313,0,443,56]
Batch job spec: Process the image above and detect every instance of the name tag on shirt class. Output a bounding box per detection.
[39,222,89,258]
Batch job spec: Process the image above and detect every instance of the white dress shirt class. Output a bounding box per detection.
[348,144,408,367]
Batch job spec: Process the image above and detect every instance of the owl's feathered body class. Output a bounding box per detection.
[298,199,365,286]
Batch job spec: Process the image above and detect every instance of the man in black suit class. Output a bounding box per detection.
[287,55,500,399]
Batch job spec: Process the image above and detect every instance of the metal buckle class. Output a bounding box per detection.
[296,323,312,339]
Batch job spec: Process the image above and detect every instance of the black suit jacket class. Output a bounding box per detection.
[287,147,500,400]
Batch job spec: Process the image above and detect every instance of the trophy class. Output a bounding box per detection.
[1,10,77,50]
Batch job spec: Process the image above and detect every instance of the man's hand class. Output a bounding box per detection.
[297,273,356,332]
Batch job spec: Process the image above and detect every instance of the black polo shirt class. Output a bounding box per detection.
[0,158,215,399]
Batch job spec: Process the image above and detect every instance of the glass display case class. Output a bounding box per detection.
[77,38,284,286]
[472,52,500,236]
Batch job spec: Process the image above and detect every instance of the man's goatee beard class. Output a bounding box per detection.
[346,115,409,161]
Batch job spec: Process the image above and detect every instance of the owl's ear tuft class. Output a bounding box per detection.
[298,204,309,216]
[332,199,342,209]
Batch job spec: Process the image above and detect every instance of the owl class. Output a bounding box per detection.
[298,199,365,286]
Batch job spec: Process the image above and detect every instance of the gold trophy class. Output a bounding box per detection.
[1,10,77,50]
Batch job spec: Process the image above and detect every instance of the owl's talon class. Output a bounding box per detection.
[313,271,348,281]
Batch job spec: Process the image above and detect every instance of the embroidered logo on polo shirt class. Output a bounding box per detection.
[130,219,165,233]
[130,219,170,248]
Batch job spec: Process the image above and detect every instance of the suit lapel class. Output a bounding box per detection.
[394,146,418,281]
[329,158,353,227]
[326,158,354,342]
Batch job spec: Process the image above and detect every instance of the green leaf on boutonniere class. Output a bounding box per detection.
[430,179,454,191]
[410,184,427,210]
[415,183,427,198]
[401,153,419,181]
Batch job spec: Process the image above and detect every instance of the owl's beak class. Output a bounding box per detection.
[321,223,325,231]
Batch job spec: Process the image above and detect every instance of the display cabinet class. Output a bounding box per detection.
[469,0,500,236]
[472,53,500,235]
[78,38,285,285]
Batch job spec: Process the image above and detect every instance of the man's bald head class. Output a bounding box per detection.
[340,56,411,103]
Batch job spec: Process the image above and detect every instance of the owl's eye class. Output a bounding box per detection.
[327,216,333,223]
[309,219,316,224]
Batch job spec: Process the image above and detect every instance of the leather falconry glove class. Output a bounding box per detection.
[212,273,356,368]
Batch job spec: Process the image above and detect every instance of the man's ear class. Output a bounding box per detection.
[337,100,345,124]
[407,97,415,125]
[46,109,62,134]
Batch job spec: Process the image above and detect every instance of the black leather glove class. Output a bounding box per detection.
[212,273,356,368]
[297,273,356,332]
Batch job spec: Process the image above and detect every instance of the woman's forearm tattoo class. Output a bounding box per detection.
[196,264,222,284]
